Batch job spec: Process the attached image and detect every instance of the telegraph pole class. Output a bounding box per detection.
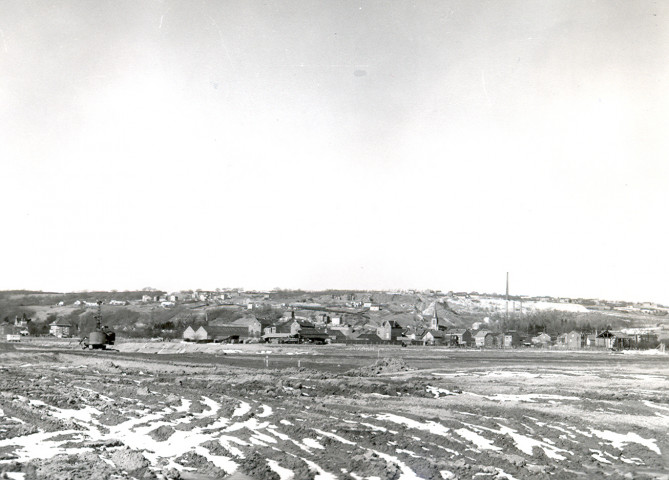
[505,272,509,323]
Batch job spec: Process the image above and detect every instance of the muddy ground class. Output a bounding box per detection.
[0,342,668,479]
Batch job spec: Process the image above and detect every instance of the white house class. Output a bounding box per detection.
[182,326,196,341]
[50,321,72,338]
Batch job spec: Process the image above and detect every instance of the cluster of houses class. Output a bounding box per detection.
[468,329,650,350]
[0,315,75,340]
[180,310,659,350]
[0,315,31,341]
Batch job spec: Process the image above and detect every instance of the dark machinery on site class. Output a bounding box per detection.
[79,301,116,350]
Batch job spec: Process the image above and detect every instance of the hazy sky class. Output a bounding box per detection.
[2,1,668,302]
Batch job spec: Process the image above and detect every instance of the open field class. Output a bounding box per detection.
[0,343,668,479]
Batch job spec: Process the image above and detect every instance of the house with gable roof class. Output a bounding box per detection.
[474,330,494,348]
[376,320,404,341]
[446,329,473,347]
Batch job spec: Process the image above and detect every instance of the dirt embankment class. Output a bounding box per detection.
[345,357,413,376]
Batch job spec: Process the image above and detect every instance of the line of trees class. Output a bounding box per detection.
[488,310,622,336]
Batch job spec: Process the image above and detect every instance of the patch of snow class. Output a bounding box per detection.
[590,449,612,464]
[196,397,221,418]
[455,428,501,451]
[252,432,278,444]
[482,371,542,378]
[258,405,273,417]
[267,459,295,480]
[376,413,450,437]
[621,349,667,356]
[44,404,103,423]
[643,400,669,412]
[225,418,270,433]
[312,428,356,445]
[267,428,291,441]
[73,385,113,402]
[280,419,293,425]
[617,374,666,381]
[232,401,251,417]
[371,449,422,480]
[218,435,248,457]
[482,394,578,403]
[360,422,388,432]
[559,424,593,437]
[437,445,460,456]
[494,468,519,480]
[396,448,422,458]
[300,457,337,480]
[589,429,661,455]
[193,445,237,473]
[267,428,313,453]
[427,385,458,397]
[495,425,570,460]
[0,430,85,461]
[174,398,191,413]
[302,438,325,449]
[545,425,575,438]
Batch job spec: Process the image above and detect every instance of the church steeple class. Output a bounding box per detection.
[431,303,438,330]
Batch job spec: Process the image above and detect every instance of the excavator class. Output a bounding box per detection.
[79,301,116,350]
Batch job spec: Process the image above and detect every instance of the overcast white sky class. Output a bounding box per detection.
[1,1,668,302]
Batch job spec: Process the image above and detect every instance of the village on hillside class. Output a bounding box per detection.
[1,289,668,350]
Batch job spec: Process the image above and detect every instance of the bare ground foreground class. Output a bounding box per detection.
[0,343,668,479]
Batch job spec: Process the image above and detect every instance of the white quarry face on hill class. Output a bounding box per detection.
[448,296,589,314]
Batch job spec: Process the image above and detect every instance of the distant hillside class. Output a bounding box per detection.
[1,289,667,338]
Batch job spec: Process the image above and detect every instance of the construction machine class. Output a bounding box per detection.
[80,301,116,350]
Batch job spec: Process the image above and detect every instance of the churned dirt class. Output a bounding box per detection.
[0,344,668,479]
[345,357,413,377]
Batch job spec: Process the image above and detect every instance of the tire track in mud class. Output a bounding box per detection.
[0,353,667,479]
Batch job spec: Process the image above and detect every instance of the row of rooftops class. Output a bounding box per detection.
[187,318,663,344]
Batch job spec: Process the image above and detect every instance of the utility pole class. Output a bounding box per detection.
[95,300,103,330]
[505,272,509,323]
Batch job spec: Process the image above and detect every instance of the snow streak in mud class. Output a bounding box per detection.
[0,351,667,479]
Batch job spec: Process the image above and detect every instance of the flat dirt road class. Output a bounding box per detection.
[1,342,667,479]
